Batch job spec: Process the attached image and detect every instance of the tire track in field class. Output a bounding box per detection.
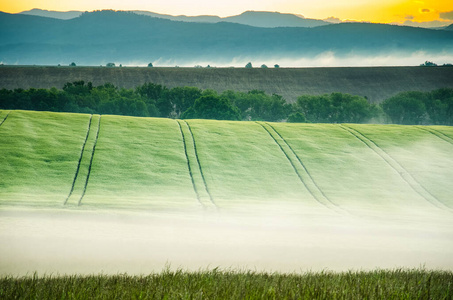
[78,115,101,206]
[257,122,343,213]
[176,120,204,207]
[64,115,93,205]
[182,120,216,207]
[340,124,451,211]
[416,126,453,146]
[0,111,10,127]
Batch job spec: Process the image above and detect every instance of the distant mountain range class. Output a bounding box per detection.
[19,8,83,20]
[19,8,330,28]
[1,10,452,66]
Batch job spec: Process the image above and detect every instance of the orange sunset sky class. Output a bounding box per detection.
[1,0,453,27]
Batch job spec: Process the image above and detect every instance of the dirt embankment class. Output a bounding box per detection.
[1,66,453,103]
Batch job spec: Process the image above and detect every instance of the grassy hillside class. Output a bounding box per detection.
[0,110,89,206]
[1,110,452,217]
[1,66,453,103]
[1,109,453,278]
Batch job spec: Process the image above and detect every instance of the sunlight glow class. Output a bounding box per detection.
[0,0,452,25]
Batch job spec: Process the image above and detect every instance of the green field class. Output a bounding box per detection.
[1,109,452,216]
[1,109,453,280]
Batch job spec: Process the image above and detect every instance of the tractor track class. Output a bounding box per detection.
[416,126,453,146]
[183,120,215,207]
[340,124,451,212]
[0,111,10,127]
[257,122,343,213]
[78,115,101,206]
[257,123,311,195]
[177,120,203,207]
[64,115,93,205]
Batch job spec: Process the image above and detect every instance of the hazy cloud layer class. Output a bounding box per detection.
[403,19,451,28]
[440,10,453,20]
[323,16,342,23]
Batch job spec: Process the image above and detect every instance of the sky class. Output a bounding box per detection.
[1,0,453,27]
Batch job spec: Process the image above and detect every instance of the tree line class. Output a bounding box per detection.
[0,81,452,125]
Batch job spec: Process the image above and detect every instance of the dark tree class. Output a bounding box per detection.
[381,91,428,125]
[287,112,307,123]
[295,93,376,123]
[181,94,241,121]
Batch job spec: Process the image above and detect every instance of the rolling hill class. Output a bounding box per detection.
[1,110,452,217]
[1,109,453,275]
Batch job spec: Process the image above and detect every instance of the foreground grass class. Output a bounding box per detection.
[1,269,452,299]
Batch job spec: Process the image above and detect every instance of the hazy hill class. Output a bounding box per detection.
[19,8,329,27]
[1,10,453,66]
[131,10,221,23]
[18,8,82,20]
[221,11,328,27]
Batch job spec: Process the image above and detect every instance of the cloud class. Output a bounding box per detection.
[405,15,414,20]
[324,16,341,24]
[421,8,430,13]
[440,11,453,20]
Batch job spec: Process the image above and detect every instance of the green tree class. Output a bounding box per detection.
[381,91,428,125]
[287,112,307,123]
[295,93,376,123]
[245,62,253,68]
[222,90,290,121]
[135,83,167,116]
[167,86,202,118]
[181,94,241,120]
[420,61,437,67]
[426,88,453,125]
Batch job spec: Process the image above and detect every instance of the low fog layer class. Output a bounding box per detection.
[4,52,453,68]
[1,207,452,275]
[144,51,453,68]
